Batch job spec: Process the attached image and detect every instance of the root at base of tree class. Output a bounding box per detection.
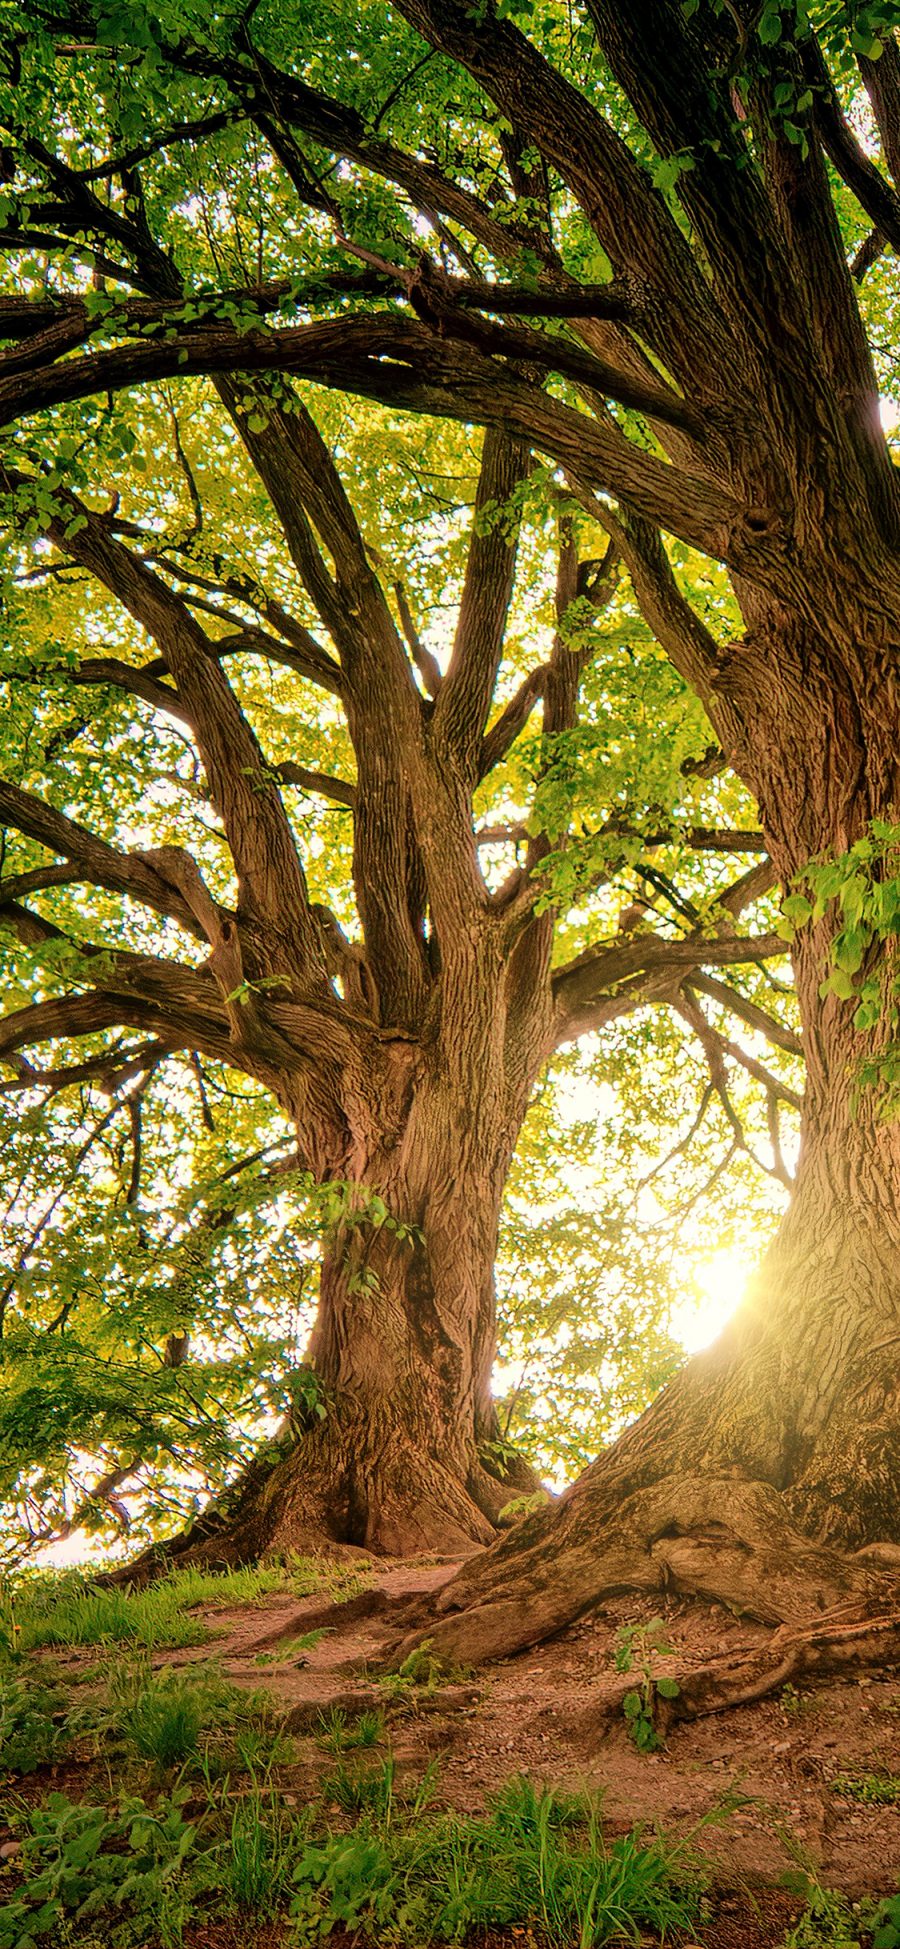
[393,1473,900,1669]
[577,1611,900,1743]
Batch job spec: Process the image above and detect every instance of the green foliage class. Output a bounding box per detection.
[288,1772,706,1946]
[783,1884,864,1949]
[787,823,900,1107]
[832,1770,900,1804]
[4,1557,363,1657]
[15,1580,211,1652]
[123,1674,206,1770]
[0,1787,199,1949]
[870,1893,900,1949]
[613,1617,681,1753]
[317,1705,386,1752]
[0,1763,707,1949]
[222,1771,301,1916]
[375,1639,468,1705]
[0,1671,67,1776]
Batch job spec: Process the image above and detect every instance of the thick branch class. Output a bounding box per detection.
[278,765,356,808]
[0,317,739,556]
[803,35,900,256]
[15,484,325,977]
[433,428,531,780]
[690,971,801,1058]
[551,927,787,1046]
[479,667,546,779]
[0,781,205,938]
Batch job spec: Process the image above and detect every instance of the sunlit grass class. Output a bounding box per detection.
[3,1553,372,1652]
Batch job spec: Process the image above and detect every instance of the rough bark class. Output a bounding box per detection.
[176,1054,544,1564]
[397,589,900,1658]
[6,2,900,1588]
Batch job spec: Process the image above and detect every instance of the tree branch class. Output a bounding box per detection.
[689,971,801,1058]
[551,927,787,1045]
[433,428,531,780]
[0,781,206,938]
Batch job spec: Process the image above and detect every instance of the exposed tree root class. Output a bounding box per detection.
[395,1474,900,1668]
[575,1610,900,1745]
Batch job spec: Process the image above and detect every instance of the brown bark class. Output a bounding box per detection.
[397,585,900,1658]
[8,2,897,1588]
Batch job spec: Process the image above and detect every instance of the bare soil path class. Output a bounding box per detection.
[141,1556,900,1897]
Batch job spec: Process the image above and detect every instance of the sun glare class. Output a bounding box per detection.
[669,1248,749,1355]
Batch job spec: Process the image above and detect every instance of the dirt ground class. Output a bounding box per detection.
[34,1556,900,1934]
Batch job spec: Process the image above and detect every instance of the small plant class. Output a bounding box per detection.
[0,1586,22,1662]
[0,1787,199,1949]
[780,1681,814,1719]
[377,1638,468,1706]
[254,1628,325,1666]
[12,1578,210,1652]
[783,1883,862,1949]
[498,1489,551,1522]
[613,1616,680,1752]
[222,1771,302,1916]
[0,1671,67,1776]
[322,1754,399,1817]
[319,1705,387,1752]
[832,1770,900,1804]
[104,1657,288,1775]
[869,1892,900,1949]
[127,1673,206,1769]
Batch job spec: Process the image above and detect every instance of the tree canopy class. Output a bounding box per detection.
[0,0,898,1626]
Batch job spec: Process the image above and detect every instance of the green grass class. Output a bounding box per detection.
[0,1765,707,1949]
[290,1770,707,1946]
[5,1571,211,1652]
[832,1770,900,1805]
[2,1552,372,1655]
[318,1703,387,1752]
[101,1655,293,1775]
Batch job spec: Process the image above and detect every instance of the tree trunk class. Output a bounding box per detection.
[403,599,900,1661]
[160,1047,543,1571]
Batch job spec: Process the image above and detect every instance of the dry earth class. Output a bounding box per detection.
[24,1557,900,1943]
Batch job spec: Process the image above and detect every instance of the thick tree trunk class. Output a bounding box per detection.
[404,600,900,1661]
[406,1087,900,1663]
[159,1043,543,1570]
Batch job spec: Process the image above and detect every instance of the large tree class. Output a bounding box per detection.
[1,0,898,1639]
[0,352,783,1556]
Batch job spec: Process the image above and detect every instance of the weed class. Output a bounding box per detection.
[780,1682,814,1719]
[613,1617,680,1752]
[783,1884,863,1948]
[0,1787,199,1949]
[318,1704,386,1753]
[290,1770,705,1945]
[2,1554,370,1659]
[832,1770,900,1804]
[222,1771,302,1915]
[351,1709,386,1748]
[127,1674,206,1769]
[0,1670,67,1775]
[377,1638,469,1706]
[101,1656,288,1775]
[870,1892,900,1949]
[254,1629,325,1666]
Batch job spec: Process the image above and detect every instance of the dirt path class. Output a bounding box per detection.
[144,1556,900,1899]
